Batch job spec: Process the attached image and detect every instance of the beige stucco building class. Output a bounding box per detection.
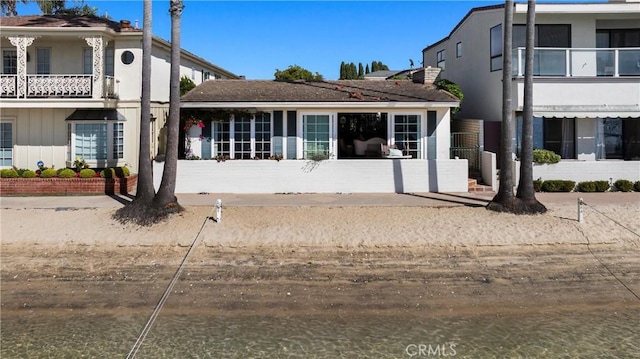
[1,15,238,173]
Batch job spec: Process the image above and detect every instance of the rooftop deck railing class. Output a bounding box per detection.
[512,47,640,77]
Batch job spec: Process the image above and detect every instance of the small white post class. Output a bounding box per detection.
[215,199,222,223]
[578,197,584,223]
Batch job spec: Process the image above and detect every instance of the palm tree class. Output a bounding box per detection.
[487,0,523,213]
[516,0,547,214]
[153,0,184,213]
[136,0,155,202]
[112,0,158,225]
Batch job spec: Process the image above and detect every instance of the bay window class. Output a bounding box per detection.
[67,121,124,166]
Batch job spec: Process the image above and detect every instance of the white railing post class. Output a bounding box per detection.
[614,49,619,77]
[565,49,571,77]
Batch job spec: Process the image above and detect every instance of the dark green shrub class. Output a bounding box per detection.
[58,168,76,178]
[15,168,29,177]
[577,181,596,192]
[533,178,543,192]
[541,180,575,192]
[21,170,37,178]
[614,179,633,192]
[594,180,610,192]
[635,181,640,192]
[436,79,463,114]
[79,169,96,178]
[1,168,19,178]
[100,168,115,178]
[40,168,58,178]
[533,149,561,164]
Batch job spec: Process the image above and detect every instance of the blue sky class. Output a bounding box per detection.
[14,0,604,80]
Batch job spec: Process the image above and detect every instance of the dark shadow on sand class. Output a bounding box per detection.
[108,194,134,206]
[402,192,489,208]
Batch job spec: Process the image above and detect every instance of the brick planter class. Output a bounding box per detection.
[0,174,137,196]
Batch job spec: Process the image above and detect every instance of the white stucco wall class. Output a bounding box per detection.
[114,38,143,101]
[153,159,469,194]
[423,4,640,124]
[531,160,640,183]
[514,79,640,109]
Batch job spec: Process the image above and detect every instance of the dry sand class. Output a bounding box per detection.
[1,199,638,249]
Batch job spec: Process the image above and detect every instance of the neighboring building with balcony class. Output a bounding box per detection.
[0,15,238,172]
[422,0,640,183]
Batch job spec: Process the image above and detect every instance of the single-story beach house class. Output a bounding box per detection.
[153,67,468,193]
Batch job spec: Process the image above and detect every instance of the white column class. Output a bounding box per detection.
[7,35,37,98]
[84,36,108,99]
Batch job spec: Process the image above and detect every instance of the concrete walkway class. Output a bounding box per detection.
[1,191,637,209]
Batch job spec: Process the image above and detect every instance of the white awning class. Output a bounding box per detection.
[532,111,640,119]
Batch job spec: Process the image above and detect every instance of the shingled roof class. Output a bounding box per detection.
[0,15,140,32]
[181,80,459,104]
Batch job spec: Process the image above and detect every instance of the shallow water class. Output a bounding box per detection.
[2,307,638,358]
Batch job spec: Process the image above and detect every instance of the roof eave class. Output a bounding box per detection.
[181,101,459,109]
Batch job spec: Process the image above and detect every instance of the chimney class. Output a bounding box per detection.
[120,20,131,29]
[412,66,442,84]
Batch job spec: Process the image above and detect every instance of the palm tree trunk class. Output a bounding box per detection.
[516,0,546,213]
[488,0,522,213]
[135,0,155,202]
[153,0,184,212]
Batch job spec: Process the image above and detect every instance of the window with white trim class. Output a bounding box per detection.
[211,121,230,158]
[254,113,271,159]
[67,121,124,164]
[105,48,114,76]
[2,50,17,74]
[83,48,92,74]
[0,121,13,167]
[302,114,331,160]
[394,114,421,159]
[36,48,50,74]
[234,115,252,159]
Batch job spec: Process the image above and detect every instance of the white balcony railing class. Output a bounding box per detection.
[27,74,92,97]
[0,75,17,97]
[0,74,116,99]
[513,47,640,77]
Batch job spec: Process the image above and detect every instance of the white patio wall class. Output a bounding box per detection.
[481,151,639,189]
[153,159,469,194]
[530,160,640,183]
[481,151,498,191]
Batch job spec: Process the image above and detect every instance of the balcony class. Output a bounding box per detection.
[512,47,640,77]
[0,74,116,99]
